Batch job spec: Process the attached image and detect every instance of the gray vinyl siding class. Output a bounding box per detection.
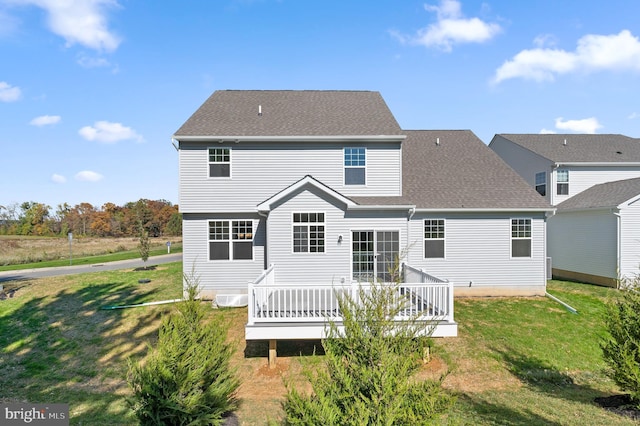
[406,213,547,288]
[553,166,640,205]
[620,201,640,280]
[182,212,265,294]
[179,141,402,212]
[265,185,408,285]
[489,135,553,203]
[547,210,617,279]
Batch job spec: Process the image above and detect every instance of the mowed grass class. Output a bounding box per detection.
[0,263,183,424]
[0,269,636,425]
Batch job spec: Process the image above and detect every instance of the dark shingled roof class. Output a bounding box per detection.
[174,90,403,137]
[556,177,640,210]
[353,130,551,209]
[496,134,640,163]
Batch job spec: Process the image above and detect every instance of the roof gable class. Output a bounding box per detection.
[174,90,403,138]
[557,177,640,210]
[354,130,552,210]
[257,175,356,212]
[496,134,640,163]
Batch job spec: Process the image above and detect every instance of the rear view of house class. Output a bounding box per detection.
[173,90,553,344]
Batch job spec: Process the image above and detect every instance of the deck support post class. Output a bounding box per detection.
[268,339,277,368]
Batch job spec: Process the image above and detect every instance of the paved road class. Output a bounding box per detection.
[0,253,183,282]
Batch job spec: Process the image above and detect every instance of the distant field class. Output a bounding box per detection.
[0,236,182,266]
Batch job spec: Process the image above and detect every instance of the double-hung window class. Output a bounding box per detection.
[557,169,569,195]
[535,172,546,196]
[293,213,325,253]
[424,219,445,258]
[344,147,366,185]
[511,218,531,258]
[209,220,253,260]
[209,147,231,178]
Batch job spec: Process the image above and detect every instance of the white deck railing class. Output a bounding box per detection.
[247,265,454,326]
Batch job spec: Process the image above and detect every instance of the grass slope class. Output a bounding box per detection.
[0,271,635,425]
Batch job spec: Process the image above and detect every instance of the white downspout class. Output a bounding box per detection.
[613,210,622,287]
[407,207,416,264]
[258,211,269,270]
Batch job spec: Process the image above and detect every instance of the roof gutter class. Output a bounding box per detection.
[348,205,416,211]
[414,207,555,213]
[173,135,406,143]
[555,162,640,167]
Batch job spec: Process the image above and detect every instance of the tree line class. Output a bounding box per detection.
[0,199,181,237]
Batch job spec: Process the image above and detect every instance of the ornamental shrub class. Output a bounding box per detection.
[127,271,239,425]
[601,278,640,407]
[282,279,455,425]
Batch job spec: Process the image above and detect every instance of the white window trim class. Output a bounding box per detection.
[556,169,569,196]
[291,212,326,255]
[349,228,402,282]
[510,218,532,259]
[208,219,254,261]
[535,172,546,196]
[343,147,367,186]
[423,219,446,259]
[208,146,232,179]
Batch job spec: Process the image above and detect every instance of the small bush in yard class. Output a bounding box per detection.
[282,280,455,425]
[127,271,239,425]
[601,278,640,407]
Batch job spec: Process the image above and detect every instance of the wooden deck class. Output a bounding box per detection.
[245,265,457,341]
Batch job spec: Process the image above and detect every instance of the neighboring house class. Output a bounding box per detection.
[490,133,640,286]
[173,90,553,348]
[548,177,640,287]
[489,134,640,206]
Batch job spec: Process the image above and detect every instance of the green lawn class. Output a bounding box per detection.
[440,280,632,425]
[0,273,635,425]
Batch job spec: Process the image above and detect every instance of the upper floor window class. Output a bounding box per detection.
[344,147,366,185]
[209,148,230,178]
[424,219,445,258]
[511,218,531,258]
[535,172,546,196]
[293,212,325,253]
[209,220,253,260]
[557,169,569,195]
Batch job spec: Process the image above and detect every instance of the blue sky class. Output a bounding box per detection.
[1,0,639,211]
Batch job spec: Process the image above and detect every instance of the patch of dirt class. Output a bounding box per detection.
[594,394,640,421]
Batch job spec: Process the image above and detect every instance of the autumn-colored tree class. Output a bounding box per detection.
[19,202,53,236]
[5,198,180,238]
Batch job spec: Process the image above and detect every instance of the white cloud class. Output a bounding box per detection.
[75,170,104,182]
[77,54,110,68]
[493,30,640,84]
[51,173,67,183]
[30,115,61,126]
[78,120,144,143]
[539,128,557,134]
[629,112,640,119]
[392,0,501,52]
[9,0,121,52]
[554,117,603,134]
[0,81,21,102]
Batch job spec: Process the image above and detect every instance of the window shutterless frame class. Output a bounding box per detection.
[424,219,445,259]
[510,218,532,258]
[535,172,546,196]
[208,147,231,178]
[556,169,569,196]
[292,212,326,254]
[344,147,366,185]
[208,219,253,260]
